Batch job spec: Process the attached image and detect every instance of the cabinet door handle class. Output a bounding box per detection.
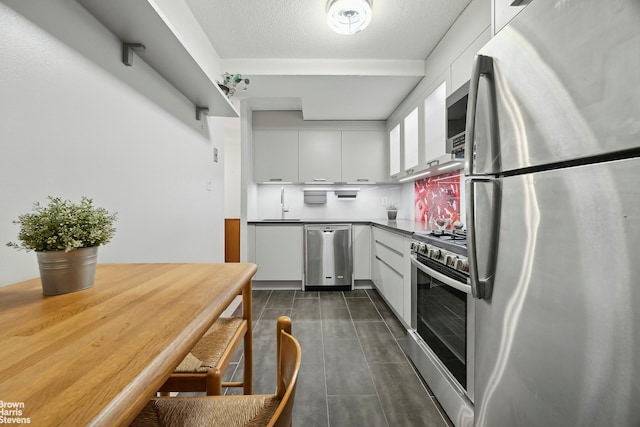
[313,178,326,182]
[269,178,283,182]
[356,178,369,182]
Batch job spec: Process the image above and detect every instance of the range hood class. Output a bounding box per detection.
[335,190,358,198]
[301,187,361,203]
[303,190,327,204]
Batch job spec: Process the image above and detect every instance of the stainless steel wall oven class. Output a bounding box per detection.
[407,230,474,427]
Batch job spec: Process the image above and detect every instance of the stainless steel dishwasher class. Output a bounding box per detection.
[304,224,353,291]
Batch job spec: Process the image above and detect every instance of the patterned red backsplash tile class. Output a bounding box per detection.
[414,171,461,230]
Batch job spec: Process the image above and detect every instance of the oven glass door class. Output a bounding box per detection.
[415,255,467,388]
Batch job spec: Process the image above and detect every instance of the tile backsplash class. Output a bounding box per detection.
[414,171,463,229]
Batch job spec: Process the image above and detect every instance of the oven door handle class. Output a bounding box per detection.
[411,255,472,294]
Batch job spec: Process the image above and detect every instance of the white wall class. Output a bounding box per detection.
[0,1,226,286]
[252,185,403,221]
[240,103,257,262]
[224,117,242,218]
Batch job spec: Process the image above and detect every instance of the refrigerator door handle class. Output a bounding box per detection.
[466,176,501,299]
[465,54,496,176]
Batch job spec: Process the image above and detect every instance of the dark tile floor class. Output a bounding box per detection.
[223,289,454,427]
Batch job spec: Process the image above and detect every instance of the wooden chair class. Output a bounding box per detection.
[158,286,252,396]
[132,316,301,427]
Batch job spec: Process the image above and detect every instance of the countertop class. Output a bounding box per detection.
[0,263,257,426]
[247,218,435,236]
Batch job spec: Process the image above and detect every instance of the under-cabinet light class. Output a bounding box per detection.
[261,181,293,185]
[438,162,462,171]
[399,171,431,183]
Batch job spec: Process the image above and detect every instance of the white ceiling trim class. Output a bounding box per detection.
[220,59,425,77]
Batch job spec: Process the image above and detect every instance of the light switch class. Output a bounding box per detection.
[213,148,218,163]
[207,181,213,191]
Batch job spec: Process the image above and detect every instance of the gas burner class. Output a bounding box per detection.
[413,229,468,257]
[430,229,466,237]
[411,231,469,275]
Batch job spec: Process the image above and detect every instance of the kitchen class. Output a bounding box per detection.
[1,0,639,427]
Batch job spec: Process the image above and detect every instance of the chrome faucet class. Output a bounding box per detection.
[281,186,289,219]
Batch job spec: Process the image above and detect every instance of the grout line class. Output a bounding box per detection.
[318,293,330,427]
[351,291,391,427]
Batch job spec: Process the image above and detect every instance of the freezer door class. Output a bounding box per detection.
[470,157,640,427]
[466,0,640,176]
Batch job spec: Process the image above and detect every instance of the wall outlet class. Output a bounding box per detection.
[381,197,388,206]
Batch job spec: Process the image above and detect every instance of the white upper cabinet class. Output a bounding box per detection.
[253,130,299,183]
[403,107,419,172]
[494,0,531,34]
[451,27,492,93]
[389,124,401,179]
[298,131,342,183]
[424,81,448,163]
[341,130,385,183]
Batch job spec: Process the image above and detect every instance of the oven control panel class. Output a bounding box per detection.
[411,240,469,273]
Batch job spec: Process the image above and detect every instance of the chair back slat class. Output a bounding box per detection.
[269,317,301,427]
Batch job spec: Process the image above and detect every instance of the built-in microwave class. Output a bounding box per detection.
[446,82,469,155]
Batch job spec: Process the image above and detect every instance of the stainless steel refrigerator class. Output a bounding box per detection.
[465,1,640,426]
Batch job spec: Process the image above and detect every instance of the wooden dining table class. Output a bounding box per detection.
[0,263,257,426]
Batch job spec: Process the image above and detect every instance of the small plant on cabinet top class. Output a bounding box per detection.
[7,196,117,252]
[218,72,250,97]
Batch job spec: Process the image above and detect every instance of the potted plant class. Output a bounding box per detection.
[217,72,250,97]
[7,196,117,295]
[386,201,398,220]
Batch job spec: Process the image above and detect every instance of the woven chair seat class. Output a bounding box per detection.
[139,316,299,427]
[173,317,244,374]
[131,395,281,427]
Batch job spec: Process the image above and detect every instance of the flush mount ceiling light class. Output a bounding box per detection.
[326,0,373,35]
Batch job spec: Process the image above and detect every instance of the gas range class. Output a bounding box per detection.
[411,230,469,275]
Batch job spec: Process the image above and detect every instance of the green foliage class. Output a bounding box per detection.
[219,72,250,96]
[7,196,117,252]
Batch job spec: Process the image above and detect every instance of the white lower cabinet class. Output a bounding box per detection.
[253,225,303,281]
[372,227,410,324]
[402,236,413,325]
[377,259,404,316]
[353,225,371,280]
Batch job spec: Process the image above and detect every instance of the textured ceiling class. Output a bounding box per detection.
[184,0,473,120]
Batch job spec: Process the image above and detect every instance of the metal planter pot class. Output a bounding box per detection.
[36,246,98,295]
[387,210,398,220]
